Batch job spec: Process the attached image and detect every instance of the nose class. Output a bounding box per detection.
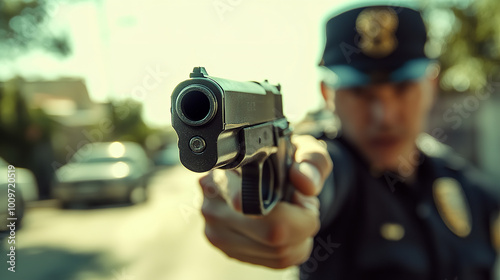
[370,98,398,127]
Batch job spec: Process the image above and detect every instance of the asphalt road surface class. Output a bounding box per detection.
[0,165,295,280]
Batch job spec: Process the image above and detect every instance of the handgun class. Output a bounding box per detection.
[171,67,294,215]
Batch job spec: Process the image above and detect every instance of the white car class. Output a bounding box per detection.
[0,158,39,234]
[52,141,152,207]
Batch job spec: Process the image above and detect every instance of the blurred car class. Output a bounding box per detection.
[52,141,152,208]
[0,158,39,235]
[153,144,180,166]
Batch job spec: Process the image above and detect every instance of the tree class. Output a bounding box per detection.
[433,0,500,92]
[0,0,71,59]
[109,99,156,145]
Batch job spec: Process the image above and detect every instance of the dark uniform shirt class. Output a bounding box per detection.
[300,135,499,280]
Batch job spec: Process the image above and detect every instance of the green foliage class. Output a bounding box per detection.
[437,0,500,92]
[0,0,71,59]
[108,99,156,145]
[0,78,53,167]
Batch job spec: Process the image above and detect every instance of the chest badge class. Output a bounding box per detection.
[433,177,472,238]
[356,7,399,58]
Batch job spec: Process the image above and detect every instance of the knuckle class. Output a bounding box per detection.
[274,255,296,269]
[322,148,333,166]
[222,249,240,260]
[292,134,316,145]
[300,238,315,264]
[222,251,235,260]
[199,172,214,187]
[325,154,334,173]
[201,183,220,198]
[313,219,321,236]
[297,253,311,266]
[265,220,288,246]
[201,203,218,223]
[198,174,209,185]
[272,245,291,258]
[276,240,314,269]
[204,227,224,248]
[308,215,321,236]
[304,151,332,172]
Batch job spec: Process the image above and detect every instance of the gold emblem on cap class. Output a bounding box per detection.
[493,214,500,251]
[380,223,405,241]
[433,177,472,238]
[356,7,399,58]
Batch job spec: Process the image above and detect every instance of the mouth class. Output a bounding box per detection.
[368,135,402,150]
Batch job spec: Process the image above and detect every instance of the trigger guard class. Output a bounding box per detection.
[241,159,277,215]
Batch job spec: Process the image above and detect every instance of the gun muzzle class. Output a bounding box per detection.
[175,84,217,126]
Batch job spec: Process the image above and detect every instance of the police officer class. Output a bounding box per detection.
[198,4,500,280]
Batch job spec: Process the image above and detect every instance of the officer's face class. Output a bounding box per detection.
[325,77,436,171]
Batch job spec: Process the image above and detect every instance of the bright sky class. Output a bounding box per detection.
[3,0,433,127]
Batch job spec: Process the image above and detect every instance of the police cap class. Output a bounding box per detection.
[320,4,432,89]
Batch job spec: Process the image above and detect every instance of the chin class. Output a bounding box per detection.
[367,150,403,172]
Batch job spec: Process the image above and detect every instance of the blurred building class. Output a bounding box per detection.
[19,78,109,161]
[21,78,106,126]
[429,90,500,183]
[0,77,109,199]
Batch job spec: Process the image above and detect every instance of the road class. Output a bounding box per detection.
[0,165,296,280]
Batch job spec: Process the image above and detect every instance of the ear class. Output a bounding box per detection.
[321,82,335,111]
[426,63,441,106]
[424,74,439,110]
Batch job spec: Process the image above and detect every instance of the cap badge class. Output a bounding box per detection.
[356,7,399,58]
[433,177,472,238]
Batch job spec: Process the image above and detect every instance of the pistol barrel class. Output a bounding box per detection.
[175,84,217,127]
